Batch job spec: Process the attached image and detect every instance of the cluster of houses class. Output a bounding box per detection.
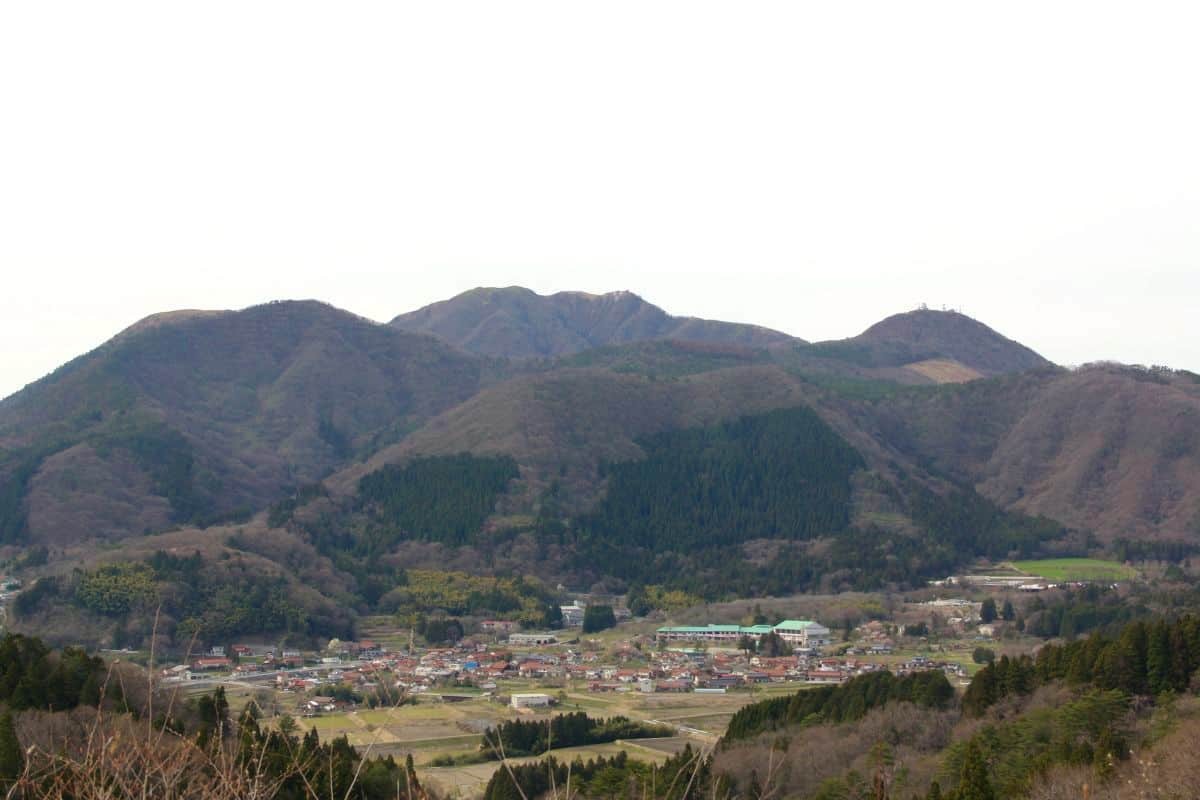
[157,605,984,717]
[156,616,979,722]
[587,645,968,693]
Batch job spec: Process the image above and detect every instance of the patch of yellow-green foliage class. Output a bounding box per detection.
[74,562,158,615]
[1011,558,1138,582]
[385,570,555,625]
[638,585,702,612]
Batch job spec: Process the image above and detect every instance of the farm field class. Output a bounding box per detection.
[1011,558,1138,582]
[275,682,776,784]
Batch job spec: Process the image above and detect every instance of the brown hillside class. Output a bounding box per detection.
[977,366,1200,542]
[0,300,488,543]
[329,363,926,520]
[861,365,1200,542]
[389,286,799,358]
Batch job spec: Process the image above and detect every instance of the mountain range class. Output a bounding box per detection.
[2,287,1198,648]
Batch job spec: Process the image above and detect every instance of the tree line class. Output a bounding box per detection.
[480,712,673,759]
[723,670,955,742]
[0,634,108,712]
[231,704,425,800]
[962,614,1200,716]
[482,745,712,800]
[14,551,352,649]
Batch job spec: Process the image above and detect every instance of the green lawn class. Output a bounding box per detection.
[1011,558,1137,582]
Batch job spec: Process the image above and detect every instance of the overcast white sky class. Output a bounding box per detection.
[2,2,1198,400]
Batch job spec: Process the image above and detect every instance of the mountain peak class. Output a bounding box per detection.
[852,307,1052,376]
[390,286,798,358]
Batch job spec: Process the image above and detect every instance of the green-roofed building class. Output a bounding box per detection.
[655,619,831,647]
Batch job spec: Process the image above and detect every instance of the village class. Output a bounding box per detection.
[157,592,1007,735]
[0,557,1136,795]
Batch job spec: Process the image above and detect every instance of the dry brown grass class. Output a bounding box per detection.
[903,358,984,384]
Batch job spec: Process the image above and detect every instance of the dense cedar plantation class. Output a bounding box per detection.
[723,670,955,742]
[356,454,520,548]
[0,634,107,711]
[961,614,1200,716]
[479,712,674,759]
[905,481,1064,563]
[482,745,712,800]
[559,407,1069,599]
[578,407,864,553]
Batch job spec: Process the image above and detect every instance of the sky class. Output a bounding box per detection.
[2,2,1198,400]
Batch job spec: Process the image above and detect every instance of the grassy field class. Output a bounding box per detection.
[1012,558,1138,582]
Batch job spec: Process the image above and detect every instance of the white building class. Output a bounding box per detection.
[771,620,832,647]
[560,602,586,627]
[509,632,559,646]
[510,693,554,709]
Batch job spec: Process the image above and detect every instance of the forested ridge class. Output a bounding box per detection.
[13,551,353,648]
[479,712,673,759]
[482,746,712,800]
[554,406,1066,600]
[961,614,1200,716]
[723,670,955,742]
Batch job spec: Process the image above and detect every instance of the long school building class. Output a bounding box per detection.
[656,620,832,648]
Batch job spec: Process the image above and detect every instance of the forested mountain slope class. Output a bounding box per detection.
[859,364,1200,543]
[0,301,487,544]
[6,290,1200,653]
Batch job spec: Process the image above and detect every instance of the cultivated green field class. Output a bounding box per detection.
[1011,558,1138,582]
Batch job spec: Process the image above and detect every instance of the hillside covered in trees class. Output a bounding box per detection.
[5,290,1200,649]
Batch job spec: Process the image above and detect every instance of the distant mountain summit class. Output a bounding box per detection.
[390,286,800,358]
[6,286,1200,656]
[797,308,1053,381]
[856,308,1052,375]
